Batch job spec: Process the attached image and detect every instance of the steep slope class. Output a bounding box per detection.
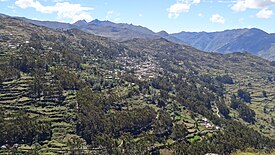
[0,14,274,154]
[172,28,275,60]
[0,14,134,154]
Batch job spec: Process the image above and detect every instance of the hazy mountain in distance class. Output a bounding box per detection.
[18,16,185,43]
[18,17,75,30]
[74,19,186,43]
[76,19,159,41]
[16,15,275,60]
[171,28,275,60]
[73,19,88,27]
[156,30,185,45]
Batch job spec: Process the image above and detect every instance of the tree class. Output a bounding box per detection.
[230,95,255,123]
[237,103,256,123]
[31,71,44,97]
[171,123,188,140]
[237,89,251,103]
[0,111,51,146]
[215,74,234,84]
[67,136,86,155]
[154,110,173,137]
[262,91,267,97]
[217,101,230,119]
[230,95,239,109]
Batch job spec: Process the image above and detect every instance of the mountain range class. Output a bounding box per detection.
[17,16,275,61]
[171,29,275,60]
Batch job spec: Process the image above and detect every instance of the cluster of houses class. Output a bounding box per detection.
[135,61,156,81]
[116,55,157,81]
[201,118,220,130]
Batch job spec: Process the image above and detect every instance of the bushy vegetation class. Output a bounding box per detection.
[0,15,274,154]
[237,89,252,103]
[215,74,234,84]
[230,96,256,123]
[0,110,51,146]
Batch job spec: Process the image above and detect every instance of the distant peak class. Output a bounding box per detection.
[90,19,112,23]
[89,19,116,27]
[92,19,100,23]
[157,30,169,37]
[237,28,269,35]
[249,28,266,33]
[75,19,87,23]
[73,19,88,27]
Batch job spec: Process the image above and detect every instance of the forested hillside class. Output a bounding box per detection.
[0,14,274,154]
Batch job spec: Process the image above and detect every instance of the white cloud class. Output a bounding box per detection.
[231,0,275,12]
[168,3,191,18]
[256,8,273,19]
[167,0,201,19]
[192,0,200,4]
[52,0,66,2]
[106,10,120,22]
[210,14,225,24]
[178,0,201,4]
[15,0,93,22]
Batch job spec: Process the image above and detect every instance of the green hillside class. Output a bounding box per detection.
[0,14,274,154]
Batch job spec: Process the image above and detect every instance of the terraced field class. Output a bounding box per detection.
[123,91,219,148]
[218,69,275,139]
[0,72,80,154]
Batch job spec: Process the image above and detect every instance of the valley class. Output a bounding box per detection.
[0,14,274,155]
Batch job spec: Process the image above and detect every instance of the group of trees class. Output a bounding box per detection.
[216,100,230,119]
[237,89,252,103]
[52,67,83,90]
[0,110,51,146]
[74,65,272,154]
[230,95,256,123]
[173,121,275,154]
[215,74,234,84]
[76,88,160,153]
[0,65,20,83]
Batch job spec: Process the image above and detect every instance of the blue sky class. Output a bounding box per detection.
[1,0,275,33]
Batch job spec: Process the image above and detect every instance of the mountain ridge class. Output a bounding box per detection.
[16,16,186,43]
[3,13,275,60]
[172,28,275,60]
